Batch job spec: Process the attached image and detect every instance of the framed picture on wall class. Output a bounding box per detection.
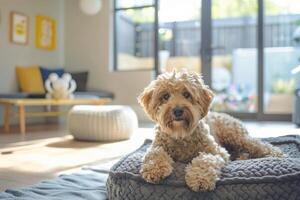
[35,15,56,50]
[10,12,29,45]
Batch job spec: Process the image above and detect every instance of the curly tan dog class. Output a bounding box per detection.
[138,70,284,192]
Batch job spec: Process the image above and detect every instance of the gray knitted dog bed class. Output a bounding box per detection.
[106,135,300,200]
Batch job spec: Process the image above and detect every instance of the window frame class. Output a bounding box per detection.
[112,0,159,74]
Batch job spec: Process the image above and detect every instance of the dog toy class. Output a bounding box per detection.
[45,73,77,100]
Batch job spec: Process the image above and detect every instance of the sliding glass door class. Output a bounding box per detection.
[210,0,258,114]
[113,0,299,120]
[203,0,296,120]
[263,0,300,117]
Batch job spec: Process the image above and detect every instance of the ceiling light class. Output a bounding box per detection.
[79,0,102,16]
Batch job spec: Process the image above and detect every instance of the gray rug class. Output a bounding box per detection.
[107,135,300,200]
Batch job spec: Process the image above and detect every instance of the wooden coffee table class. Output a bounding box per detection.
[0,98,111,134]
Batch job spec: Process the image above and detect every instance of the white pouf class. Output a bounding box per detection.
[68,105,138,141]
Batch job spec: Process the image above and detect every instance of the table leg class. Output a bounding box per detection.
[19,105,26,134]
[4,105,11,133]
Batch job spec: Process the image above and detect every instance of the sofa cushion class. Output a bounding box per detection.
[40,67,65,83]
[16,66,45,93]
[69,71,89,92]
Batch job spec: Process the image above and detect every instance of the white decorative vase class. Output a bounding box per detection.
[159,50,170,72]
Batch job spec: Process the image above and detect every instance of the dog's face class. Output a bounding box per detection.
[138,70,214,139]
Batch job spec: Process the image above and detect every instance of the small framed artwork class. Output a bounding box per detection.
[10,12,29,45]
[35,15,56,50]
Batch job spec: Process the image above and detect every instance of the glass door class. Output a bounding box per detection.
[114,0,298,120]
[205,0,298,120]
[263,0,300,115]
[209,0,258,114]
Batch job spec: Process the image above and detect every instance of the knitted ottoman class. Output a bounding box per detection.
[68,105,138,141]
[107,135,300,200]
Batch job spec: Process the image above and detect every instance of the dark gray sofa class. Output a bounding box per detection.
[0,90,114,100]
[0,69,114,100]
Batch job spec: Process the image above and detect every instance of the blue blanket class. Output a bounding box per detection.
[0,168,109,200]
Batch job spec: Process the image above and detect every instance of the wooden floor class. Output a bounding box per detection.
[0,124,67,148]
[0,122,299,191]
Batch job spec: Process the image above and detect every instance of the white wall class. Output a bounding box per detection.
[0,0,65,92]
[0,0,65,124]
[0,0,153,127]
[64,0,152,121]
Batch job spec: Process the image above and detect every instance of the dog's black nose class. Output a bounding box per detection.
[173,107,184,118]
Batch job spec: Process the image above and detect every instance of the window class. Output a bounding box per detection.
[113,0,155,71]
[158,0,202,73]
[113,0,202,73]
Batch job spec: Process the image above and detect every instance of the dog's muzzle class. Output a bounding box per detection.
[172,107,184,121]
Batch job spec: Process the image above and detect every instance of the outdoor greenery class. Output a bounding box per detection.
[121,0,300,24]
[124,7,154,23]
[272,78,296,94]
[212,0,288,18]
[159,28,172,49]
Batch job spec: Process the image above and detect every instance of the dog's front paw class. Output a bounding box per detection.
[235,153,250,160]
[267,147,286,158]
[185,153,225,192]
[140,159,173,183]
[185,164,217,192]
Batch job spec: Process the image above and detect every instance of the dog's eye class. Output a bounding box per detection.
[183,91,191,99]
[161,93,170,101]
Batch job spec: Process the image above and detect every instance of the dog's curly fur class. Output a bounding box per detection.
[138,70,285,192]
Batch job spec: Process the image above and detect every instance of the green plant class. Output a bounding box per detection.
[159,29,172,50]
[124,7,154,23]
[212,0,280,19]
[272,78,296,94]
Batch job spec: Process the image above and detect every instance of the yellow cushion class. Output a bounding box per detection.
[16,66,45,93]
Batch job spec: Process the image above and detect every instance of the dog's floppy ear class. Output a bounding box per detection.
[199,85,214,117]
[138,86,154,120]
[191,73,214,117]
